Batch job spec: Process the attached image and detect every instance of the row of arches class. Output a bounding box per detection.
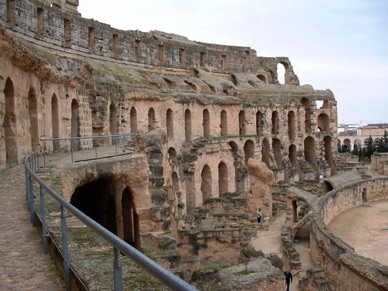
[120,104,331,143]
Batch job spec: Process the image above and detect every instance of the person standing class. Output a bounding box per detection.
[284,269,293,291]
[257,208,262,226]
[263,214,270,230]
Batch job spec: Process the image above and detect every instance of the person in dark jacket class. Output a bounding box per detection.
[284,269,293,291]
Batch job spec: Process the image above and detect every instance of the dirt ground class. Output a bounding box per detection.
[327,199,388,266]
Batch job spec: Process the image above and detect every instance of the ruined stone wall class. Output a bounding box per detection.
[309,178,388,290]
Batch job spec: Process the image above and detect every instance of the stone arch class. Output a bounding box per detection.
[277,62,287,84]
[218,161,228,196]
[71,99,80,150]
[201,164,212,199]
[257,74,267,83]
[239,110,246,135]
[301,98,311,133]
[168,147,178,166]
[166,108,174,139]
[324,136,337,175]
[221,110,227,136]
[256,110,264,135]
[28,87,39,152]
[70,177,140,248]
[110,103,118,143]
[231,74,238,86]
[203,109,210,137]
[272,138,283,169]
[3,77,17,166]
[288,111,296,141]
[288,144,303,179]
[261,137,270,168]
[271,111,279,134]
[185,109,192,142]
[304,136,319,174]
[130,106,137,133]
[229,141,241,189]
[268,70,276,84]
[51,93,60,151]
[244,139,255,164]
[317,113,330,131]
[148,108,156,131]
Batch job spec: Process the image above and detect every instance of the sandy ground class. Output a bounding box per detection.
[327,199,388,266]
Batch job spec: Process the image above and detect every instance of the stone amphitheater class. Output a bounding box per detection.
[0,0,387,290]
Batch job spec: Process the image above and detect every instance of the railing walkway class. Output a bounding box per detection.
[0,164,65,290]
[1,134,197,290]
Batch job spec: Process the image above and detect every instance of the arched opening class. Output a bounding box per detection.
[271,111,279,134]
[362,188,368,203]
[171,171,179,192]
[148,108,156,131]
[229,141,241,189]
[166,109,174,139]
[185,109,192,142]
[3,78,17,166]
[110,103,118,144]
[324,136,337,176]
[288,144,303,179]
[256,111,264,135]
[203,109,210,137]
[221,110,227,136]
[244,140,255,164]
[304,137,319,174]
[261,138,270,168]
[317,113,330,131]
[343,138,351,152]
[239,110,246,135]
[70,178,140,249]
[301,98,311,133]
[168,147,178,166]
[201,165,212,200]
[71,99,80,151]
[277,63,286,84]
[288,111,296,141]
[28,88,39,152]
[51,94,60,151]
[130,107,137,133]
[257,74,266,83]
[218,162,228,196]
[272,138,283,170]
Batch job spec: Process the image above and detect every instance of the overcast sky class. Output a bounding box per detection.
[78,0,388,125]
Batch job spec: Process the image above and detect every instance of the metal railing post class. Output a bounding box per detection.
[40,185,48,254]
[70,139,74,163]
[113,247,123,290]
[61,206,71,291]
[27,173,36,226]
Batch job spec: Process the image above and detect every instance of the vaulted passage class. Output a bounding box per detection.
[201,165,212,200]
[261,138,270,168]
[3,77,17,167]
[51,94,60,151]
[130,107,137,133]
[70,177,140,249]
[28,88,39,152]
[166,109,174,139]
[324,136,337,175]
[218,162,228,196]
[304,137,319,173]
[203,109,210,137]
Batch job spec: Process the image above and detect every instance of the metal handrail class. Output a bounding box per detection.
[24,152,197,291]
[40,134,137,164]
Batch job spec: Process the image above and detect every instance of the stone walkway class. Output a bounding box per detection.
[0,165,65,290]
[251,212,314,291]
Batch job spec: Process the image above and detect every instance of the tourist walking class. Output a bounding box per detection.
[257,208,262,226]
[284,269,293,291]
[263,214,270,231]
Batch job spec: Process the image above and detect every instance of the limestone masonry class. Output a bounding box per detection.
[1,1,387,290]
